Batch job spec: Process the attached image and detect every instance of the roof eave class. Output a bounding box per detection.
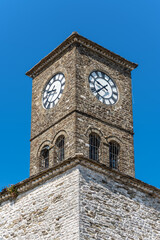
[26,32,138,79]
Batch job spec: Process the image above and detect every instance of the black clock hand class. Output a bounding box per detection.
[47,90,57,101]
[96,80,109,91]
[47,84,56,94]
[96,80,103,88]
[96,84,108,92]
[47,89,56,94]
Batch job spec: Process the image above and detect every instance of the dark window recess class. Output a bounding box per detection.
[40,145,49,168]
[89,133,100,161]
[109,142,119,169]
[55,136,65,162]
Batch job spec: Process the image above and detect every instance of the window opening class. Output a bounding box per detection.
[55,136,65,162]
[109,142,119,169]
[89,133,100,161]
[40,145,49,169]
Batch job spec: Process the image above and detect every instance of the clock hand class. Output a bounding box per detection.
[47,89,56,94]
[96,84,108,93]
[96,80,109,91]
[96,80,103,87]
[47,91,57,101]
[47,84,56,93]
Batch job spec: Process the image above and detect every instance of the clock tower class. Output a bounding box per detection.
[26,32,137,177]
[1,33,160,240]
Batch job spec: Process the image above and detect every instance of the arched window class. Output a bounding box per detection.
[55,136,65,162]
[109,141,119,169]
[40,145,49,169]
[89,133,100,161]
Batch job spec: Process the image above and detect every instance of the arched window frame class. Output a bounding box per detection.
[109,141,120,169]
[40,145,49,169]
[89,133,100,161]
[55,135,65,162]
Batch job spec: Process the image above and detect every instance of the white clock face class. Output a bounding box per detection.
[42,73,65,109]
[89,71,118,105]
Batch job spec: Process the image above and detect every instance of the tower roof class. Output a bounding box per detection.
[26,32,138,78]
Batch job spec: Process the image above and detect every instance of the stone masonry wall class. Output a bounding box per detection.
[75,45,135,177]
[79,165,160,240]
[31,45,77,140]
[30,45,77,175]
[0,167,79,240]
[1,164,159,240]
[30,112,77,176]
[75,112,135,177]
[75,45,134,133]
[30,42,135,177]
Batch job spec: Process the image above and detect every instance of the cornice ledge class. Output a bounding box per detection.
[1,155,159,204]
[78,157,160,199]
[26,32,138,79]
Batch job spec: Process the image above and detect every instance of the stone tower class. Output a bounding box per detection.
[1,33,159,240]
[26,32,137,177]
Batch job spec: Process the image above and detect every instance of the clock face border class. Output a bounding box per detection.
[88,70,119,105]
[42,72,65,109]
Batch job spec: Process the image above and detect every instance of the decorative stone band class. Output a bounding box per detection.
[26,32,138,79]
[30,109,134,142]
[1,154,159,204]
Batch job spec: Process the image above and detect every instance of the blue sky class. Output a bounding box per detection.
[0,0,159,189]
